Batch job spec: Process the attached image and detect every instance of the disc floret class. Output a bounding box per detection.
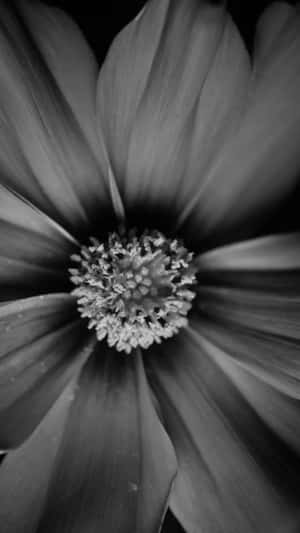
[69,228,197,353]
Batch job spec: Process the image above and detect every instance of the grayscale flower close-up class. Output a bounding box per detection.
[0,0,300,532]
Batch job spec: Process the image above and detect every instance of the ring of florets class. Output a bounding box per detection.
[69,227,197,353]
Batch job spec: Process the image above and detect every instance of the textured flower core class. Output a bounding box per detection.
[69,228,197,353]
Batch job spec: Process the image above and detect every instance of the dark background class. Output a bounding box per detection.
[1,1,299,532]
[45,0,292,64]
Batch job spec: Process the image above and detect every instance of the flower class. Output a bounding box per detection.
[0,0,300,532]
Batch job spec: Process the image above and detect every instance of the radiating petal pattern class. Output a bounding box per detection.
[180,2,300,244]
[18,347,177,533]
[97,0,250,212]
[195,233,300,397]
[0,184,77,301]
[0,294,94,449]
[0,1,110,234]
[0,3,299,533]
[146,329,300,533]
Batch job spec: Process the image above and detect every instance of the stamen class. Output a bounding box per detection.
[69,228,197,354]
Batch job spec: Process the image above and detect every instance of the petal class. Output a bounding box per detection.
[0,382,76,533]
[97,0,250,211]
[0,184,77,301]
[210,350,300,454]
[146,329,300,533]
[0,294,95,449]
[196,317,300,400]
[180,3,300,243]
[0,2,110,234]
[19,0,106,168]
[37,349,177,533]
[196,285,300,340]
[195,234,300,397]
[196,233,300,270]
[255,2,294,59]
[1,346,177,533]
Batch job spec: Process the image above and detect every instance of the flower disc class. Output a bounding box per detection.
[70,228,197,353]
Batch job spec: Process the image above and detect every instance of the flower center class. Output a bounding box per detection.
[69,228,197,353]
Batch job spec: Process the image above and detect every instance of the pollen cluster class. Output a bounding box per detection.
[69,228,196,353]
